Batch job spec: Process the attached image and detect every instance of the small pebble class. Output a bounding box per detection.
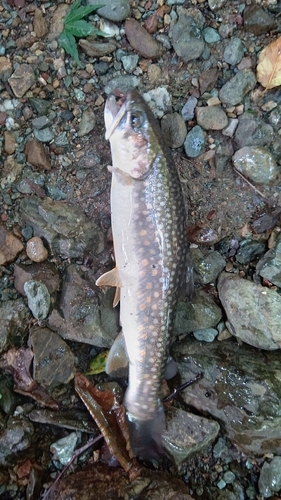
[26,236,48,263]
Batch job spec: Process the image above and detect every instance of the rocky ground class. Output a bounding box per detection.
[1,0,281,498]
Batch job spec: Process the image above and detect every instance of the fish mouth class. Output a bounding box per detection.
[104,92,127,141]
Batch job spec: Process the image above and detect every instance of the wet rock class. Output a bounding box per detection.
[95,0,130,21]
[244,5,275,36]
[34,127,54,143]
[24,280,51,321]
[144,87,171,119]
[51,432,79,466]
[191,248,225,284]
[0,225,24,265]
[161,112,187,149]
[0,299,30,354]
[8,64,36,99]
[172,336,281,455]
[232,146,279,185]
[4,130,16,155]
[14,261,60,296]
[163,407,220,466]
[79,39,118,57]
[171,7,205,63]
[0,380,17,415]
[0,416,34,466]
[52,464,194,500]
[181,96,197,121]
[223,38,244,66]
[33,8,48,38]
[234,112,274,149]
[218,272,281,350]
[184,125,206,158]
[121,54,139,73]
[29,327,75,388]
[195,106,228,131]
[29,97,50,115]
[77,109,96,137]
[198,68,218,95]
[1,156,22,189]
[125,19,163,59]
[258,234,281,288]
[105,75,140,95]
[20,197,103,260]
[26,236,48,263]
[48,264,119,347]
[258,456,281,498]
[219,70,256,106]
[193,327,218,342]
[174,290,222,334]
[25,138,51,170]
[236,240,266,265]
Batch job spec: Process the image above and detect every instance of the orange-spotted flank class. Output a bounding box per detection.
[96,90,191,459]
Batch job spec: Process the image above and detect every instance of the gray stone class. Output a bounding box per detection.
[14,262,60,297]
[181,96,197,121]
[236,240,266,265]
[191,248,226,284]
[0,416,34,465]
[121,54,139,73]
[223,38,244,66]
[32,115,51,130]
[24,280,51,321]
[218,272,281,350]
[208,0,226,10]
[104,75,140,95]
[29,326,75,388]
[77,109,96,137]
[161,112,187,148]
[51,432,79,466]
[172,336,281,455]
[144,87,171,119]
[48,265,119,347]
[234,112,274,149]
[0,299,30,354]
[219,69,256,106]
[184,125,206,158]
[244,4,276,36]
[29,98,50,115]
[163,407,220,466]
[203,27,221,43]
[258,457,281,498]
[95,0,130,22]
[171,7,205,63]
[174,290,222,334]
[195,106,228,131]
[34,127,54,143]
[258,234,281,288]
[193,327,218,342]
[232,146,279,185]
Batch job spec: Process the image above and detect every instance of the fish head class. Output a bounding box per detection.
[104,89,161,180]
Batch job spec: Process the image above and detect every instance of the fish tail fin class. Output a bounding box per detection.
[126,405,165,460]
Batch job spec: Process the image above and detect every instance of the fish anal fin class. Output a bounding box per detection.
[96,267,122,288]
[106,330,129,377]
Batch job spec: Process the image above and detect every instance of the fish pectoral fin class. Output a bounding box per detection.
[113,287,120,307]
[96,267,122,288]
[105,329,129,376]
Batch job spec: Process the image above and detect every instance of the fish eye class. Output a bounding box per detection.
[130,110,144,130]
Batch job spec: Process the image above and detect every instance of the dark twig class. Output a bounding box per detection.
[42,434,103,500]
[163,372,203,404]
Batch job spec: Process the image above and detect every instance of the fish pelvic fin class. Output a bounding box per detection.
[95,267,122,288]
[105,330,129,377]
[126,405,165,461]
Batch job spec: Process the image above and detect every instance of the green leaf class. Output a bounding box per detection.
[87,350,108,375]
[66,3,105,24]
[58,31,81,67]
[65,19,100,38]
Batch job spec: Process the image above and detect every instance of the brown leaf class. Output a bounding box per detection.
[256,36,281,90]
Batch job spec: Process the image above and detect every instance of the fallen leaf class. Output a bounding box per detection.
[256,36,281,90]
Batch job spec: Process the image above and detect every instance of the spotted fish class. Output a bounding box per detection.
[96,90,189,458]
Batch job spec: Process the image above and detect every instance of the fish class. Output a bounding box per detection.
[96,89,189,459]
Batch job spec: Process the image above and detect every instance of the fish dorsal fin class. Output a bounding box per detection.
[96,267,122,288]
[105,329,129,376]
[113,287,120,307]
